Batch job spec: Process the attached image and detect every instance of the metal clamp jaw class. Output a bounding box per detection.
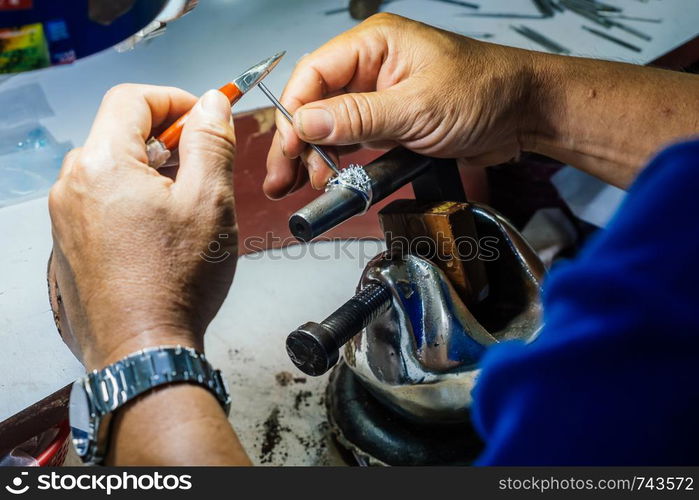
[286,202,546,422]
[345,203,545,422]
[285,148,545,422]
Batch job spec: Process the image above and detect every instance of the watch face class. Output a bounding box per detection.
[68,379,94,458]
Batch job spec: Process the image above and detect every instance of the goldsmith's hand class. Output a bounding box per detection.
[49,84,238,370]
[264,13,538,197]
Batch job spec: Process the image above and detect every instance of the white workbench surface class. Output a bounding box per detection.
[1,0,698,465]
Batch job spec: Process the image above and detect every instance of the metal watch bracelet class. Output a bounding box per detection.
[70,345,230,464]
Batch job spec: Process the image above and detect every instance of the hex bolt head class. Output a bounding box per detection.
[286,322,340,377]
[285,283,392,377]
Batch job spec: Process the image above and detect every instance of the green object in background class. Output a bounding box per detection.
[0,22,51,73]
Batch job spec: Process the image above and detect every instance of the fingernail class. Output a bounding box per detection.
[262,176,275,198]
[320,170,333,188]
[199,89,231,122]
[277,127,289,157]
[296,108,334,140]
[308,160,321,190]
[263,174,283,200]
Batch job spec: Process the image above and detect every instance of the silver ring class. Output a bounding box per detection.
[325,164,373,214]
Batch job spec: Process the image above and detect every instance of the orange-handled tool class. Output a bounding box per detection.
[146,51,285,168]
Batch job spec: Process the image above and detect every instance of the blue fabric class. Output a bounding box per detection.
[473,139,699,465]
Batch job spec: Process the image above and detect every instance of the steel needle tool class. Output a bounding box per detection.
[257,81,340,175]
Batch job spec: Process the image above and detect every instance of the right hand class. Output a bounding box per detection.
[264,13,542,198]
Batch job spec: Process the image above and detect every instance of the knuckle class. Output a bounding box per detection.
[103,83,139,102]
[366,12,397,24]
[189,181,236,226]
[410,94,434,122]
[72,149,103,175]
[394,89,432,138]
[72,150,126,181]
[58,147,82,179]
[341,93,375,140]
[62,147,82,167]
[212,182,236,210]
[188,124,237,163]
[48,183,65,215]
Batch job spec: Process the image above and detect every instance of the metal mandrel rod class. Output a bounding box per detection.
[289,148,434,242]
[582,25,642,52]
[257,82,340,175]
[286,283,392,376]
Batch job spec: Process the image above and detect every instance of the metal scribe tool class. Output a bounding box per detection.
[146,51,285,168]
[257,81,340,175]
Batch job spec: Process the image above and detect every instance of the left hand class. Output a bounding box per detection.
[49,84,239,371]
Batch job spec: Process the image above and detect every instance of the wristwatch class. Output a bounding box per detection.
[68,345,230,465]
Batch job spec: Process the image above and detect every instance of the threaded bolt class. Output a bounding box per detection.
[286,283,392,376]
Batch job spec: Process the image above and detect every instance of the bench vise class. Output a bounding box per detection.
[284,148,545,465]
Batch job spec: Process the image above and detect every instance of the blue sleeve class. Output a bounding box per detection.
[472,139,699,465]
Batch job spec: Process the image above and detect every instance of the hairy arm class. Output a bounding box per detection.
[107,384,250,465]
[528,54,699,187]
[265,13,699,197]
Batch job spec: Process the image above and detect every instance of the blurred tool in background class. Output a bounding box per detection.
[458,0,655,52]
[582,25,641,52]
[349,0,384,19]
[0,0,198,74]
[329,0,478,19]
[0,1,200,207]
[511,24,570,54]
[328,0,655,54]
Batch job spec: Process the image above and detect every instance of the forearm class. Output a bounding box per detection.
[107,384,250,466]
[524,53,699,187]
[92,332,250,466]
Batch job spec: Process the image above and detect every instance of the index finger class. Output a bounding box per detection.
[83,84,197,165]
[277,20,391,157]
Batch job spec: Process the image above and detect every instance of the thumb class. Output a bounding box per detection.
[294,89,407,146]
[176,89,236,191]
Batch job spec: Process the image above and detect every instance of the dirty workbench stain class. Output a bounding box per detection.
[209,342,345,465]
[248,373,335,465]
[275,370,308,387]
[255,404,331,464]
[293,390,313,411]
[258,406,289,464]
[275,371,293,387]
